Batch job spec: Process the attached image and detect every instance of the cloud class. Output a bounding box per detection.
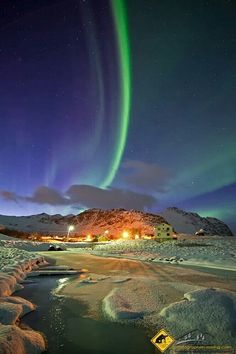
[0,191,18,202]
[0,160,169,211]
[25,186,68,205]
[0,186,67,206]
[121,160,172,192]
[0,185,157,211]
[66,185,156,210]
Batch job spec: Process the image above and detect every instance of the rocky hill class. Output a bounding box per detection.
[0,207,233,238]
[72,208,167,237]
[160,207,233,236]
[0,209,167,238]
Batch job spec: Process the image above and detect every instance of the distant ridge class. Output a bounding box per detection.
[160,207,233,235]
[0,208,167,238]
[0,207,233,237]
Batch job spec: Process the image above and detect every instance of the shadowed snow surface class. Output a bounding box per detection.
[0,246,46,353]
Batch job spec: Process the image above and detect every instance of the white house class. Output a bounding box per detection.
[154,223,173,239]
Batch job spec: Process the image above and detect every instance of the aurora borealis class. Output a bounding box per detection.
[0,0,236,232]
[101,0,131,188]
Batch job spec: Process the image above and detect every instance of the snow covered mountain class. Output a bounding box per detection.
[160,207,233,235]
[0,209,167,238]
[0,207,233,238]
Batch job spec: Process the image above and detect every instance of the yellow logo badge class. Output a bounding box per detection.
[151,329,175,352]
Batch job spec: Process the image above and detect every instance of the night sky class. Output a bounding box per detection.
[0,0,235,232]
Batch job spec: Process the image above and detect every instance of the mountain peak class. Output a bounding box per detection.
[161,208,232,235]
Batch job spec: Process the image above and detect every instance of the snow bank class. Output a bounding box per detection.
[0,297,36,317]
[102,279,162,322]
[0,324,45,354]
[0,248,45,297]
[92,238,236,268]
[0,239,57,252]
[103,288,146,320]
[0,296,36,326]
[0,246,46,353]
[0,303,22,325]
[101,278,199,324]
[159,288,236,345]
[0,273,21,298]
[0,236,95,252]
[102,282,236,346]
[0,234,19,241]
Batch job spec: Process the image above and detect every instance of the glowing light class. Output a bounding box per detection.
[86,234,92,242]
[67,225,74,240]
[122,231,129,239]
[104,230,109,235]
[134,234,139,240]
[101,0,131,187]
[143,235,152,240]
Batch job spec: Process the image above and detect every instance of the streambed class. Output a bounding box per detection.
[17,276,154,354]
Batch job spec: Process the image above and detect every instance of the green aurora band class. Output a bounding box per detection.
[45,0,131,195]
[100,0,131,188]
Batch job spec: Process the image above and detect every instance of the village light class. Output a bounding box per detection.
[67,225,74,240]
[86,234,92,242]
[135,234,139,240]
[122,231,129,239]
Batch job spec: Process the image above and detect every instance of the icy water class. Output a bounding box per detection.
[17,276,155,354]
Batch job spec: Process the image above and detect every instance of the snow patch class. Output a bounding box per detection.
[0,324,46,353]
[103,288,145,320]
[0,302,22,325]
[160,288,236,345]
[0,297,36,317]
[0,246,46,353]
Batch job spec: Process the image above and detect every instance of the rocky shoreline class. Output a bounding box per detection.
[0,247,47,354]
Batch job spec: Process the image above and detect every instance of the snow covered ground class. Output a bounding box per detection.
[89,237,236,270]
[0,243,47,353]
[2,233,235,270]
[47,252,236,348]
[1,232,236,351]
[102,284,236,346]
[90,238,236,346]
[0,233,102,251]
[1,232,235,270]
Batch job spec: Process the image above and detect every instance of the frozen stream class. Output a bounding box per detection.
[17,276,154,354]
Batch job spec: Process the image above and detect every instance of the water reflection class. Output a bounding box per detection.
[18,276,154,354]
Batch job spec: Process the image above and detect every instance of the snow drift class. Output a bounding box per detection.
[0,246,46,353]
